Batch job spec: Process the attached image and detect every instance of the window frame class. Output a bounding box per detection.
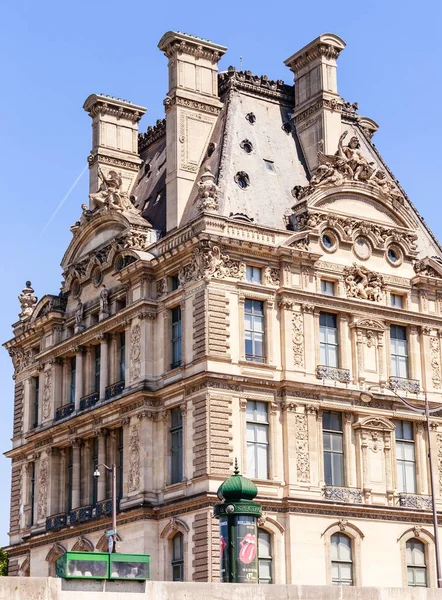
[319,312,339,368]
[94,345,101,393]
[244,299,266,363]
[69,357,76,404]
[395,420,416,494]
[321,280,335,296]
[246,400,269,480]
[390,293,404,309]
[119,332,126,383]
[171,532,184,581]
[170,407,183,485]
[390,324,409,378]
[30,461,36,526]
[246,266,263,284]
[322,411,345,487]
[406,538,428,587]
[330,532,353,586]
[258,528,273,584]
[171,306,182,369]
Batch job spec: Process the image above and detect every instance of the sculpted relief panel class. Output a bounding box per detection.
[343,264,385,302]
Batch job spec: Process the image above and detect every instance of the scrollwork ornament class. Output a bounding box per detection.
[37,457,49,520]
[295,414,310,482]
[292,312,304,368]
[128,424,140,493]
[130,324,141,382]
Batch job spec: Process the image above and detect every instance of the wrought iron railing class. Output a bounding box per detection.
[323,486,363,504]
[55,403,75,421]
[79,392,99,411]
[389,376,420,394]
[398,493,432,510]
[46,512,67,531]
[105,380,125,400]
[316,365,351,384]
[69,505,93,524]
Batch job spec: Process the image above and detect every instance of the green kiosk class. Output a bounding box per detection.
[56,551,150,581]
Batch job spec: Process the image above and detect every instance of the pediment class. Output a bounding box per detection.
[315,195,401,227]
[353,416,395,431]
[353,318,386,331]
[413,257,442,280]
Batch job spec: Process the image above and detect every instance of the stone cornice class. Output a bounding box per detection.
[138,119,166,153]
[83,94,146,123]
[158,31,226,62]
[218,68,294,105]
[284,33,346,73]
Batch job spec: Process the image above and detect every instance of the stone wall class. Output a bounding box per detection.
[3,579,442,600]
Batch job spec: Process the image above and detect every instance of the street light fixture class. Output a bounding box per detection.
[94,463,117,553]
[360,386,442,587]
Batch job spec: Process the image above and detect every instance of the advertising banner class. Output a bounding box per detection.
[219,517,230,582]
[233,515,258,583]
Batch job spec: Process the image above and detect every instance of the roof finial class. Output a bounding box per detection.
[239,56,243,70]
[234,457,240,475]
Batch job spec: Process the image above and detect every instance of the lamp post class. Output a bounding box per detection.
[94,463,117,553]
[360,387,442,587]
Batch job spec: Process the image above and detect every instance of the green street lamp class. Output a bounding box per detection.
[213,459,262,583]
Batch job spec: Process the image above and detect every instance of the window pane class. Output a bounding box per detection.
[246,423,256,442]
[327,346,339,368]
[330,433,343,453]
[330,534,339,559]
[256,445,268,479]
[320,344,328,365]
[323,432,331,452]
[414,568,427,587]
[173,533,183,559]
[255,424,269,443]
[258,560,272,581]
[402,443,415,461]
[246,401,255,420]
[338,535,352,561]
[332,453,344,486]
[258,531,271,557]
[324,452,333,485]
[412,541,426,566]
[255,402,268,422]
[247,442,256,477]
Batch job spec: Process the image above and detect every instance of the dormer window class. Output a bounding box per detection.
[263,160,275,173]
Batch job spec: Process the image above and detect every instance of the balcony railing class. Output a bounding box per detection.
[69,505,93,524]
[79,392,99,411]
[55,402,75,421]
[316,365,351,384]
[323,486,363,504]
[46,512,67,531]
[398,493,432,510]
[389,376,420,394]
[105,380,125,400]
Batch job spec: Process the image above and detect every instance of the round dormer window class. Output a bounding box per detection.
[320,231,338,253]
[353,237,371,260]
[92,267,103,287]
[386,245,403,267]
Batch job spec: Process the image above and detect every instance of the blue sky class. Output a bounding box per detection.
[0,0,441,547]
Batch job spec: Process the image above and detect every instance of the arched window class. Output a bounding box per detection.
[406,539,427,587]
[258,529,273,584]
[331,533,353,586]
[171,532,184,581]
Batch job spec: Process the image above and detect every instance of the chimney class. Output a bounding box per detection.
[158,31,227,231]
[83,94,147,205]
[284,34,346,171]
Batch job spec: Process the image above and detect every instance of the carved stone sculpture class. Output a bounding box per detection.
[343,263,385,302]
[128,424,140,493]
[75,300,84,327]
[89,167,138,213]
[293,130,403,201]
[197,166,219,212]
[18,281,37,321]
[99,285,109,313]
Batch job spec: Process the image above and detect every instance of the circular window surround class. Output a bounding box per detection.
[71,279,81,298]
[92,266,103,287]
[353,236,372,261]
[234,171,250,190]
[240,139,254,154]
[386,244,403,267]
[320,230,339,253]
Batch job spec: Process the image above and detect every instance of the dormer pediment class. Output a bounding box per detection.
[353,416,395,431]
[413,257,442,281]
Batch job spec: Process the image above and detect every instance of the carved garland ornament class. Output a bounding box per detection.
[37,457,49,521]
[179,243,245,283]
[431,336,442,389]
[128,424,141,493]
[295,414,310,483]
[42,370,52,419]
[130,325,141,382]
[292,312,304,368]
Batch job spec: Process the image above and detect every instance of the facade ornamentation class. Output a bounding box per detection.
[130,325,141,381]
[128,424,140,493]
[197,166,219,212]
[264,267,280,286]
[430,336,442,389]
[99,285,109,313]
[180,243,246,282]
[37,457,49,521]
[89,167,139,214]
[388,376,420,395]
[292,312,304,368]
[75,300,84,327]
[316,365,351,384]
[293,131,403,201]
[295,414,310,482]
[18,281,37,321]
[438,434,442,492]
[8,347,34,374]
[414,260,440,278]
[42,370,52,420]
[398,494,432,510]
[323,486,363,504]
[156,278,166,298]
[343,263,385,302]
[124,231,150,251]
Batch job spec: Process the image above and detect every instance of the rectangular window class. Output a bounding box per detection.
[246,401,269,479]
[92,437,98,505]
[396,420,416,493]
[263,159,275,173]
[171,307,182,369]
[67,447,73,512]
[33,376,40,429]
[407,539,427,587]
[246,266,262,284]
[170,274,180,291]
[258,529,273,584]
[119,332,126,383]
[321,280,335,296]
[69,357,76,404]
[116,427,124,500]
[170,408,183,484]
[245,300,266,363]
[30,461,35,526]
[391,293,404,308]
[391,325,409,378]
[320,312,339,368]
[94,345,101,393]
[323,411,345,486]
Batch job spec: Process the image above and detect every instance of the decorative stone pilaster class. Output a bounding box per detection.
[97,429,107,501]
[71,438,82,509]
[301,304,315,375]
[278,299,293,373]
[415,422,429,495]
[98,334,109,400]
[409,326,422,384]
[295,408,310,484]
[36,452,49,525]
[74,347,84,410]
[282,402,298,487]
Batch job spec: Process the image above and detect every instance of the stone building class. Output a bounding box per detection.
[4,30,442,587]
